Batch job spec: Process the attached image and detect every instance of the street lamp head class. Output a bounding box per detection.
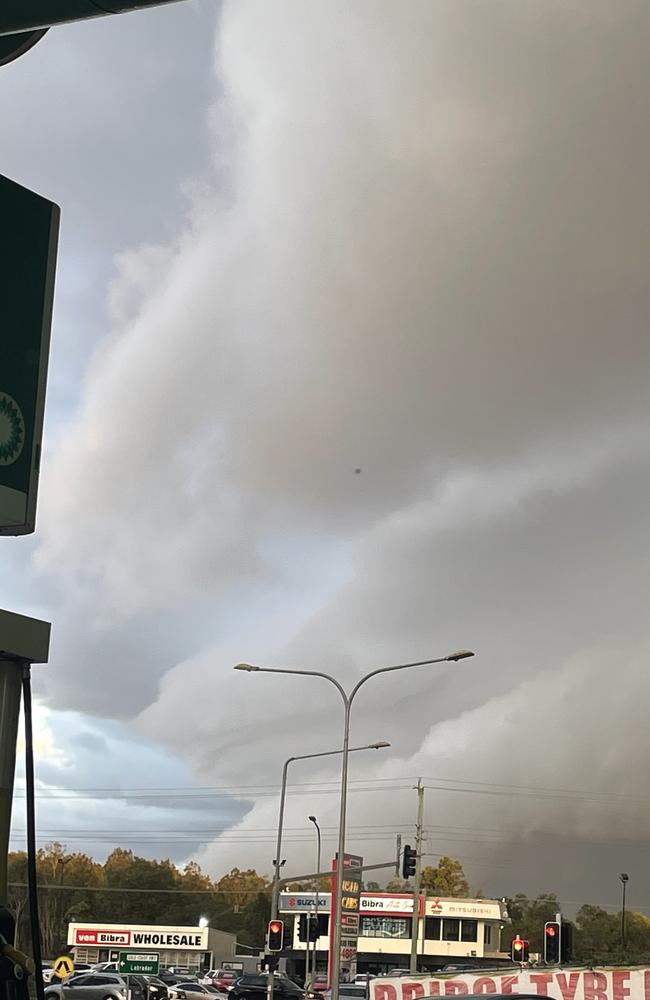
[620,873,630,883]
[446,649,475,661]
[198,916,209,928]
[308,815,317,823]
[369,741,391,749]
[234,662,259,671]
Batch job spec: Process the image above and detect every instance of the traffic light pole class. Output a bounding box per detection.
[409,780,424,975]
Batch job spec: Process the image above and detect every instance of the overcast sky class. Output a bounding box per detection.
[3,0,650,915]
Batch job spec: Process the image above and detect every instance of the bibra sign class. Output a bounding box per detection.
[360,895,417,915]
[69,924,208,951]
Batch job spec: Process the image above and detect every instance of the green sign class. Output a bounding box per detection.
[0,174,59,535]
[118,952,160,975]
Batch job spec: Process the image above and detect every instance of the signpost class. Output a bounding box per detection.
[118,953,160,975]
[329,854,362,984]
[0,174,59,535]
[52,955,74,980]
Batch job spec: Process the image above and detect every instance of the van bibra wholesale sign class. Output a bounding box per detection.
[69,924,209,951]
[370,968,650,1000]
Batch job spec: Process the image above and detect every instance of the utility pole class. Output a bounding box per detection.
[409,779,424,974]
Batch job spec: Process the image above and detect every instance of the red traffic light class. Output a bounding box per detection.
[546,925,557,936]
[267,918,284,953]
[513,941,523,951]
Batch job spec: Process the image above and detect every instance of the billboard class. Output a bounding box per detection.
[370,968,650,1000]
[0,174,59,535]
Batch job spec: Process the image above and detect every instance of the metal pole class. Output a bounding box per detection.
[331,696,351,996]
[409,779,424,974]
[309,817,322,983]
[271,758,291,922]
[268,757,292,1000]
[622,879,627,952]
[0,660,23,906]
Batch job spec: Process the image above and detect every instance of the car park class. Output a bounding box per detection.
[230,974,303,1000]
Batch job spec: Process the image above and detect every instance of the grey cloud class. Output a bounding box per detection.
[4,0,650,900]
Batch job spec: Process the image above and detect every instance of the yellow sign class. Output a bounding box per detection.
[53,956,74,979]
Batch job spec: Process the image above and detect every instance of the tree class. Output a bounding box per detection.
[505,893,560,952]
[385,877,412,893]
[214,868,271,912]
[420,857,469,897]
[7,852,29,954]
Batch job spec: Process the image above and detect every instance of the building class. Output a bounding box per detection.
[67,922,237,973]
[278,892,508,977]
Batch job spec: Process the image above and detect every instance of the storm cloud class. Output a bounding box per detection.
[2,1,650,901]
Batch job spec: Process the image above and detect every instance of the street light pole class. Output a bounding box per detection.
[271,743,391,924]
[309,816,322,983]
[235,649,474,1000]
[620,873,629,952]
[267,742,389,1000]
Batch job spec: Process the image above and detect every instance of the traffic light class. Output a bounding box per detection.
[267,919,284,952]
[402,844,417,879]
[298,915,320,942]
[561,923,573,962]
[511,937,529,963]
[544,921,561,964]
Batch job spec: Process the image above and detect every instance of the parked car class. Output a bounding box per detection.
[322,987,367,1000]
[305,975,328,999]
[150,979,185,1000]
[230,975,303,1000]
[209,972,239,993]
[144,979,171,1000]
[44,973,146,1000]
[131,976,168,1000]
[175,984,224,1000]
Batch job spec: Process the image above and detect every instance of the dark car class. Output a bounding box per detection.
[134,976,168,1000]
[322,987,367,1000]
[231,975,303,1000]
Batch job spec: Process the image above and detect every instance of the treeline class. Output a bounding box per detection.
[8,843,271,958]
[508,892,650,965]
[11,845,650,967]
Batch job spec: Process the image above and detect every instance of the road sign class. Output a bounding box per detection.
[118,953,160,975]
[53,955,74,979]
[0,174,59,535]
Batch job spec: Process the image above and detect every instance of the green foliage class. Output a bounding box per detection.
[420,856,470,897]
[385,877,412,893]
[8,843,271,959]
[504,893,560,952]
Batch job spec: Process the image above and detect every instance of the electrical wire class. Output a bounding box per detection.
[22,663,46,1000]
